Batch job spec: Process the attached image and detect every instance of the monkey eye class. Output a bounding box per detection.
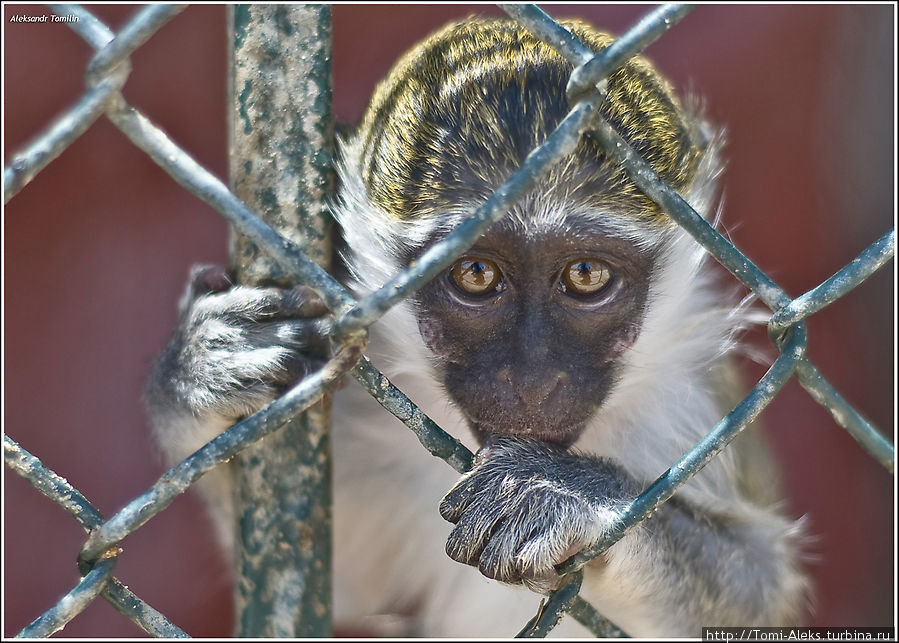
[450,257,502,296]
[561,259,613,297]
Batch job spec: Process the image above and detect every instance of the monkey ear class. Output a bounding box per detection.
[684,128,726,224]
[187,264,234,296]
[669,87,727,224]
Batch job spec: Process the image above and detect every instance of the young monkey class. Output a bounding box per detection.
[146,17,808,637]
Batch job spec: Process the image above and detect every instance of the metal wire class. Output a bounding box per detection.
[15,558,118,639]
[3,2,893,638]
[3,437,189,638]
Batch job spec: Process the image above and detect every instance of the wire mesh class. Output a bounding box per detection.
[3,2,894,638]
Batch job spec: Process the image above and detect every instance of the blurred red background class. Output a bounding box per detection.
[3,4,894,637]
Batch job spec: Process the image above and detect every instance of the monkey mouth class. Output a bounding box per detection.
[472,421,585,449]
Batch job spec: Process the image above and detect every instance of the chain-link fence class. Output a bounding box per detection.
[4,3,895,638]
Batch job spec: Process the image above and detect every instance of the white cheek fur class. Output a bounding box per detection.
[335,124,761,509]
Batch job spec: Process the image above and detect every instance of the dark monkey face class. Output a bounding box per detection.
[414,217,656,447]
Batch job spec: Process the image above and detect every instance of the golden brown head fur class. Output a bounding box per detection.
[357,18,707,223]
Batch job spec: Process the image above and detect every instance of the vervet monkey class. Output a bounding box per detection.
[146,17,807,637]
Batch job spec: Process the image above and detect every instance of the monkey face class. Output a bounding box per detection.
[349,17,703,449]
[414,216,655,447]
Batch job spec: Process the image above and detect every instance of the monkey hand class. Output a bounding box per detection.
[145,264,332,427]
[438,437,637,594]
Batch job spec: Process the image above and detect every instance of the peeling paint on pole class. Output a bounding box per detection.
[227,4,334,637]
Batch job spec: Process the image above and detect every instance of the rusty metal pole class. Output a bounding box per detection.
[227,4,334,636]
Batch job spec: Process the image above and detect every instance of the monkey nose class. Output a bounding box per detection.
[495,367,570,411]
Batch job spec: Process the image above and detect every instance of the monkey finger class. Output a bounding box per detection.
[206,379,283,420]
[438,476,481,523]
[278,353,329,390]
[235,287,325,321]
[520,570,564,596]
[244,318,331,354]
[445,519,491,567]
[516,534,571,595]
[189,286,325,327]
[187,264,233,297]
[239,325,330,390]
[244,285,329,319]
[286,285,329,317]
[444,493,512,566]
[476,516,536,584]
